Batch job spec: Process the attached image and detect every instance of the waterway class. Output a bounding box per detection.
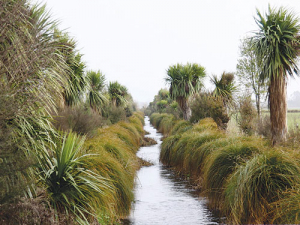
[126,117,220,225]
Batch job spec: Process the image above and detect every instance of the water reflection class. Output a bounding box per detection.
[126,117,219,225]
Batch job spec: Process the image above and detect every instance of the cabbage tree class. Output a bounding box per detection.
[252,6,300,145]
[166,63,206,120]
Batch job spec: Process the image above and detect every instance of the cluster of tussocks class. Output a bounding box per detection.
[150,113,300,224]
[0,112,144,225]
[83,112,144,223]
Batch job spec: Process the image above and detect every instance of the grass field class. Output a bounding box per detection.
[262,110,300,129]
[287,111,300,129]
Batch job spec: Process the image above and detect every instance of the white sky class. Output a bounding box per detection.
[39,0,300,106]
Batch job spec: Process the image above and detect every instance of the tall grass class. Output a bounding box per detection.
[84,112,144,221]
[203,138,264,209]
[36,112,144,224]
[155,112,300,224]
[272,185,300,224]
[225,150,300,224]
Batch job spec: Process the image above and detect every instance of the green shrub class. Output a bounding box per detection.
[237,96,257,135]
[190,93,229,129]
[52,105,103,137]
[108,105,127,124]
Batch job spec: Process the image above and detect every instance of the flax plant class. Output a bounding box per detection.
[38,132,113,223]
[0,0,69,202]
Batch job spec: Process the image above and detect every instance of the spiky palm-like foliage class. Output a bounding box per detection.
[86,70,108,112]
[211,72,236,108]
[38,132,113,223]
[0,0,69,203]
[63,51,86,106]
[108,81,128,107]
[252,5,300,145]
[166,63,206,120]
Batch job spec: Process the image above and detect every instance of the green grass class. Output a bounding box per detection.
[154,112,300,224]
[84,113,144,222]
[225,149,300,224]
[261,110,300,129]
[287,112,300,129]
[203,138,263,209]
[36,113,144,224]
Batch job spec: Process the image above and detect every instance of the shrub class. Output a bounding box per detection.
[0,196,59,225]
[256,114,272,138]
[237,96,257,135]
[108,105,127,124]
[52,105,103,137]
[190,93,229,129]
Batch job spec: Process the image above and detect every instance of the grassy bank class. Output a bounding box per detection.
[151,113,300,224]
[83,112,144,223]
[0,112,144,225]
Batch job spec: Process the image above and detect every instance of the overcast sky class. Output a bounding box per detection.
[40,0,300,106]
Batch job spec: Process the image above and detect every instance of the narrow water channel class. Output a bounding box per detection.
[126,117,219,225]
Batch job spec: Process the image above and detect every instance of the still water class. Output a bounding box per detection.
[127,117,219,225]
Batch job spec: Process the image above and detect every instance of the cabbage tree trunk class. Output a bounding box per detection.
[269,75,287,145]
[176,96,191,120]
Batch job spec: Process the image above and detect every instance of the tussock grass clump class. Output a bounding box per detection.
[170,120,192,135]
[151,113,169,129]
[133,111,145,125]
[83,113,144,222]
[272,185,300,224]
[186,137,235,178]
[203,138,264,209]
[181,130,225,175]
[118,121,142,146]
[160,134,182,165]
[159,114,175,135]
[158,113,300,224]
[192,117,218,133]
[149,113,160,125]
[128,112,144,135]
[149,113,175,135]
[225,150,300,224]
